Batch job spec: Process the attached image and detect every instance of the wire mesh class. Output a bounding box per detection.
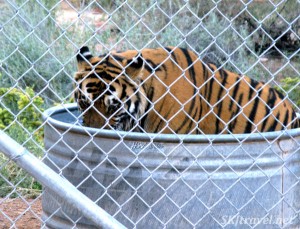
[0,0,299,228]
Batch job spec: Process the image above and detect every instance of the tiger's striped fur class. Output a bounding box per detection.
[74,46,300,134]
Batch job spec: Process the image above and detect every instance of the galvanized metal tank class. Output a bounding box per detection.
[42,104,300,228]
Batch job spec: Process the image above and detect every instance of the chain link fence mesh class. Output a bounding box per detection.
[0,0,300,228]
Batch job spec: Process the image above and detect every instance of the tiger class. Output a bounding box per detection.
[74,46,300,134]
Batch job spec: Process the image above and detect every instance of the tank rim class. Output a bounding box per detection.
[42,103,300,143]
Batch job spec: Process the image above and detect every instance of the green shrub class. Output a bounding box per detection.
[0,86,44,155]
[0,87,44,131]
[0,87,44,198]
[278,77,300,107]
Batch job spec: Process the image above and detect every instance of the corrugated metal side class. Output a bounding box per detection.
[42,104,300,228]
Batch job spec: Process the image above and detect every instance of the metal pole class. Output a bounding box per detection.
[0,130,126,229]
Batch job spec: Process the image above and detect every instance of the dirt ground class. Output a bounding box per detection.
[0,198,42,229]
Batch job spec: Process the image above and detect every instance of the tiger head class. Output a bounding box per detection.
[74,46,148,131]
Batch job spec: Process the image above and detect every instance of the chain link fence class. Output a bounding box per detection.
[0,0,300,228]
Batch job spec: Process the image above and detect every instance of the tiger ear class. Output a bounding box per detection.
[74,71,84,82]
[125,54,144,80]
[76,46,93,71]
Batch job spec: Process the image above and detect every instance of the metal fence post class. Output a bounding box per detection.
[0,130,126,229]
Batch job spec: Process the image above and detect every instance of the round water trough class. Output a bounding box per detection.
[42,104,300,228]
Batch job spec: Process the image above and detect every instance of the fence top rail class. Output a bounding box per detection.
[43,104,300,143]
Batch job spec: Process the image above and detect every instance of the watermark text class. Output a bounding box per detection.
[222,215,294,226]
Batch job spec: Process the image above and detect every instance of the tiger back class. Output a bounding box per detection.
[74,46,300,134]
